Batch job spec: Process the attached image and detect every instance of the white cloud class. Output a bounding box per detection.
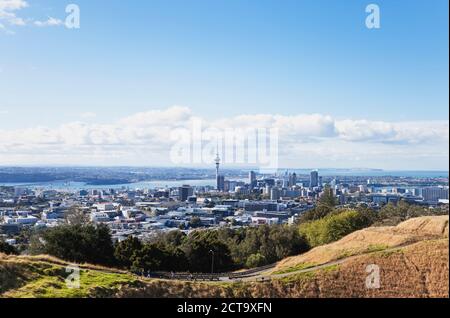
[1,1,66,32]
[335,119,449,144]
[34,17,63,27]
[0,106,448,169]
[0,0,28,28]
[119,106,192,127]
[0,0,28,11]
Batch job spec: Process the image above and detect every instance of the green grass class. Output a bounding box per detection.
[365,244,389,253]
[3,261,141,298]
[320,264,340,273]
[335,244,390,260]
[272,262,317,275]
[277,270,316,283]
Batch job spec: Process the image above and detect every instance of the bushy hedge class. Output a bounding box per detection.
[299,210,373,248]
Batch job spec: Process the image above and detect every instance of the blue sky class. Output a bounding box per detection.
[0,0,448,169]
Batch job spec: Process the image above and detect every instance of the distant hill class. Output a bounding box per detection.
[1,216,448,298]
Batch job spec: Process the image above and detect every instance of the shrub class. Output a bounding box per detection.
[245,253,266,268]
[0,240,19,255]
[299,210,373,248]
[30,224,115,266]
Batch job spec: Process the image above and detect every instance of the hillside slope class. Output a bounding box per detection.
[273,215,448,272]
[1,216,448,298]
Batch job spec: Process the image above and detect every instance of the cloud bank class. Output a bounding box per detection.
[0,106,448,169]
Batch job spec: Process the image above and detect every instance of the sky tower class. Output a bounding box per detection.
[215,151,221,179]
[214,143,224,191]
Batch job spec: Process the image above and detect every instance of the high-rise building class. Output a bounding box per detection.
[422,187,449,202]
[289,173,297,187]
[310,170,319,188]
[249,171,257,188]
[217,175,225,192]
[270,187,280,200]
[178,185,193,202]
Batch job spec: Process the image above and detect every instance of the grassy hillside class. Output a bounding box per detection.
[273,215,448,272]
[1,216,448,298]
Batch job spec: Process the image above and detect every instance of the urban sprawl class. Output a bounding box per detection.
[1,158,448,247]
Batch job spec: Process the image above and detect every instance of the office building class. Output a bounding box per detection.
[310,170,319,188]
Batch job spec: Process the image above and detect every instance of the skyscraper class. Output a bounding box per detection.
[217,175,225,192]
[310,170,319,188]
[249,171,257,188]
[289,172,297,187]
[179,185,193,202]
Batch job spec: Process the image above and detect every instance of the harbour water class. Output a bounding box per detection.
[0,171,447,192]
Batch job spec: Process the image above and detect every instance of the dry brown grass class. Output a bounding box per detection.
[273,215,449,272]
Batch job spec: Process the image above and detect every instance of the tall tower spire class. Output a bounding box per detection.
[214,142,221,179]
[215,140,222,191]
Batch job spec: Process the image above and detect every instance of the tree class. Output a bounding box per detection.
[299,209,373,248]
[217,224,309,268]
[376,200,444,226]
[182,230,234,273]
[31,224,115,266]
[130,242,188,273]
[245,253,266,268]
[0,240,18,255]
[114,236,143,268]
[318,186,338,209]
[157,230,186,247]
[297,187,337,223]
[130,243,168,273]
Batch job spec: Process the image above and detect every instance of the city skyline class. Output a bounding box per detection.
[1,0,449,169]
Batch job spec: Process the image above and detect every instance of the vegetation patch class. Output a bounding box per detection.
[299,210,373,248]
[3,263,140,298]
[272,262,317,275]
[277,270,316,283]
[319,264,340,273]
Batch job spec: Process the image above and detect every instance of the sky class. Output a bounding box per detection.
[0,0,449,170]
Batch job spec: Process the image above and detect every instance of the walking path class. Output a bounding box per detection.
[149,244,410,283]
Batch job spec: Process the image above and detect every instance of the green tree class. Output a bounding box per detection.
[245,253,266,268]
[297,187,337,223]
[0,240,18,255]
[299,209,373,248]
[318,186,337,209]
[114,236,143,268]
[131,243,167,272]
[157,230,186,247]
[182,230,234,273]
[376,201,438,225]
[30,224,115,266]
[217,224,309,268]
[129,242,188,273]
